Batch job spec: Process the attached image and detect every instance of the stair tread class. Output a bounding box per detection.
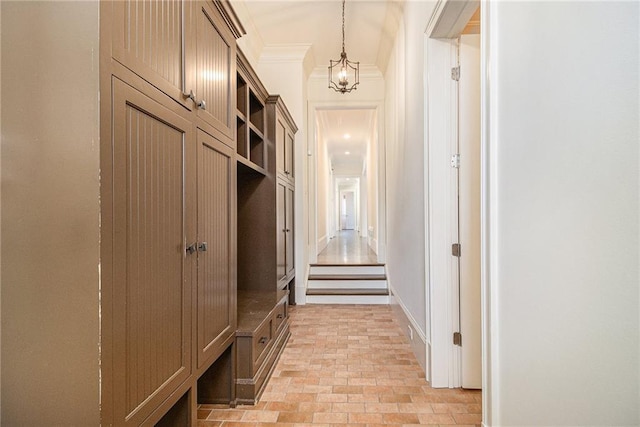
[308,274,387,281]
[306,288,390,296]
[310,263,385,267]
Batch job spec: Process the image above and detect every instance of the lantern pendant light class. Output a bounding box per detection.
[328,0,359,94]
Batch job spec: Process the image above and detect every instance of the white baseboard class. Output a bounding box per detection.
[388,281,429,379]
[317,234,329,254]
[368,237,378,255]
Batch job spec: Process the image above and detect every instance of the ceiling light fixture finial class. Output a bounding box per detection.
[328,0,360,94]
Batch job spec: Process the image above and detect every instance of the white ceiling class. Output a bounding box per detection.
[239,0,394,72]
[316,108,377,176]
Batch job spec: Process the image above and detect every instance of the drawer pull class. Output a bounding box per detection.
[259,336,268,344]
[276,314,284,319]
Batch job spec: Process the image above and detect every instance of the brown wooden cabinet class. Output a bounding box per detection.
[268,96,298,291]
[107,77,195,426]
[234,54,297,405]
[194,0,237,145]
[110,0,237,147]
[101,0,243,424]
[195,129,237,370]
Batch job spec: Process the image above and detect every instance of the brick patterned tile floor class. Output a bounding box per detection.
[198,304,481,426]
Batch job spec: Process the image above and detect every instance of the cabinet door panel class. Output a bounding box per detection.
[276,181,286,281]
[112,0,192,109]
[196,1,236,144]
[285,186,295,277]
[197,129,236,367]
[111,78,192,425]
[286,131,295,181]
[276,119,286,177]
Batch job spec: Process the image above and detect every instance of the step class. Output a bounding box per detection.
[309,264,386,276]
[305,294,390,305]
[307,274,386,281]
[306,288,389,296]
[307,279,387,290]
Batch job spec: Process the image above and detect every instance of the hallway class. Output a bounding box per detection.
[317,231,378,265]
[197,305,481,426]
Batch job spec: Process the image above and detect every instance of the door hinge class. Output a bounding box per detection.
[452,243,461,257]
[453,332,462,346]
[450,154,460,168]
[451,66,460,81]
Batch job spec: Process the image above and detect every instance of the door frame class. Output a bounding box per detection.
[424,0,483,386]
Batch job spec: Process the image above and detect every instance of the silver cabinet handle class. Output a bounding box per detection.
[259,336,268,344]
[183,90,206,110]
[198,242,208,252]
[186,243,197,255]
[183,90,196,102]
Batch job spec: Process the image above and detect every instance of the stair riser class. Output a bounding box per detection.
[305,295,390,305]
[309,266,385,275]
[307,280,387,290]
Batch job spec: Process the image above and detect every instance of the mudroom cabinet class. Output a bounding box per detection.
[100,0,243,425]
[234,52,297,404]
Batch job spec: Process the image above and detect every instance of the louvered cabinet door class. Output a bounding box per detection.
[109,78,194,426]
[197,129,236,368]
[194,0,236,146]
[111,0,194,109]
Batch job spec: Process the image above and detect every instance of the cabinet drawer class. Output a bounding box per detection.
[273,300,287,332]
[253,318,272,366]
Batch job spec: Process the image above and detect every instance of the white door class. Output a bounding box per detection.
[341,191,356,230]
[458,33,482,389]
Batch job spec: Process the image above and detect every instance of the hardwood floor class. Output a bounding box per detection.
[198,305,482,426]
[316,230,378,265]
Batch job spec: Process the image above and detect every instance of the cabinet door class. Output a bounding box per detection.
[197,129,236,368]
[276,181,287,281]
[285,130,295,182]
[275,118,286,178]
[109,78,193,426]
[285,185,295,277]
[195,0,236,145]
[112,0,193,109]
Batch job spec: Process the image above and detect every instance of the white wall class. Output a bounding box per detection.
[316,122,330,251]
[384,1,436,371]
[485,1,639,425]
[1,1,100,424]
[366,121,377,251]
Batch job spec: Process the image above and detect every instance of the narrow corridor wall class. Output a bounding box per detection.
[1,1,100,423]
[486,2,639,424]
[384,1,436,371]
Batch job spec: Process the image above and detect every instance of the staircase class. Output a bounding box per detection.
[306,263,389,304]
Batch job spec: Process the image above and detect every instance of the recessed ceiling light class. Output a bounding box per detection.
[345,151,350,155]
[343,133,351,139]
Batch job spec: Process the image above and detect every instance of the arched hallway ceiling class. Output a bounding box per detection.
[235,0,401,74]
[317,109,376,176]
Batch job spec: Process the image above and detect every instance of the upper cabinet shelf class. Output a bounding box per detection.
[236,49,269,172]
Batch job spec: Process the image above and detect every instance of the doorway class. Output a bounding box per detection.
[340,190,356,230]
[425,1,482,390]
[309,106,385,265]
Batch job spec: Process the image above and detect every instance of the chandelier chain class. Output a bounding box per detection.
[342,0,345,54]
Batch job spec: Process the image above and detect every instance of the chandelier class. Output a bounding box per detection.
[328,0,359,94]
